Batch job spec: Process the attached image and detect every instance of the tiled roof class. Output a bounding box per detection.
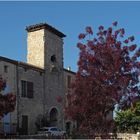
[26,23,66,38]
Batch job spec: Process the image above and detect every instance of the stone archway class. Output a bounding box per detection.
[49,108,58,127]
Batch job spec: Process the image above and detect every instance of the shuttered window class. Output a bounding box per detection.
[21,80,33,98]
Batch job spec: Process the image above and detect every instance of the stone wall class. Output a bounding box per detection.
[43,30,65,130]
[27,29,45,68]
[17,66,44,134]
[117,133,140,140]
[63,69,75,104]
[44,29,64,69]
[63,69,76,134]
[0,59,45,135]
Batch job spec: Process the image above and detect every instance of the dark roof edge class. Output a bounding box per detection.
[0,56,76,74]
[63,68,76,75]
[0,56,45,72]
[26,23,66,38]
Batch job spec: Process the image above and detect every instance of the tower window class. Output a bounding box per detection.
[4,65,8,73]
[51,55,56,63]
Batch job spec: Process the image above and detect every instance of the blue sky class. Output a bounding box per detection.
[0,1,140,72]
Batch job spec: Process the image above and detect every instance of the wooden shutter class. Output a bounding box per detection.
[27,82,33,98]
[21,80,26,97]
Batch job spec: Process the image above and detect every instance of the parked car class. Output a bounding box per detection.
[37,127,66,137]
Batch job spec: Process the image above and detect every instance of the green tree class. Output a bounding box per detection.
[115,101,140,133]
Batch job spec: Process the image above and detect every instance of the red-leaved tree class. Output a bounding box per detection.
[66,22,140,135]
[0,76,16,119]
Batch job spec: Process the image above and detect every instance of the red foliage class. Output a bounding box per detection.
[112,21,118,26]
[129,36,135,42]
[124,39,129,44]
[99,25,104,30]
[0,76,16,119]
[0,77,6,91]
[78,33,86,39]
[129,44,137,51]
[85,26,93,35]
[120,28,125,37]
[65,22,140,135]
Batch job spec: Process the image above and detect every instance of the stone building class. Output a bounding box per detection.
[0,23,75,135]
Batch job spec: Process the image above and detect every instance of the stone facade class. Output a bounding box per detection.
[0,23,75,135]
[27,29,45,68]
[63,69,76,135]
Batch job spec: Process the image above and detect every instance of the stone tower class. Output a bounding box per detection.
[26,23,66,129]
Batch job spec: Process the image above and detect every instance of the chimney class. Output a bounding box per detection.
[67,66,71,71]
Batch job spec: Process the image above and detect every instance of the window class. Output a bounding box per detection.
[67,75,71,88]
[21,80,33,98]
[4,65,8,73]
[51,55,56,63]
